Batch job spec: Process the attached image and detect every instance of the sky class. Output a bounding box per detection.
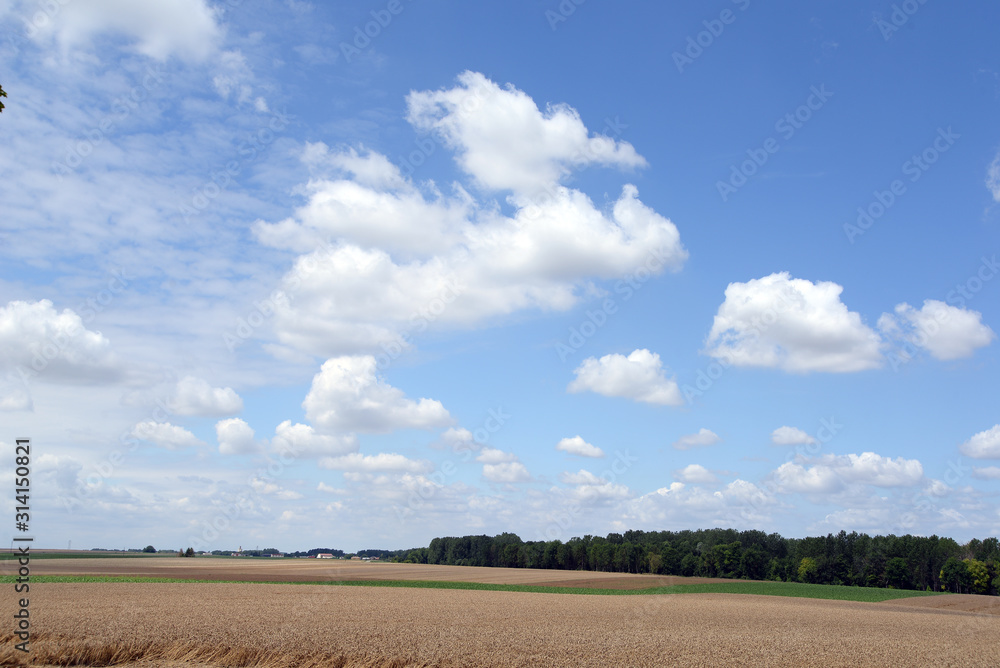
[1,0,999,553]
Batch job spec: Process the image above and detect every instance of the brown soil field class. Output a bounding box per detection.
[14,557,728,589]
[2,583,998,667]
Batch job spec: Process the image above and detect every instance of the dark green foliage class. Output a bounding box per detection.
[387,528,998,596]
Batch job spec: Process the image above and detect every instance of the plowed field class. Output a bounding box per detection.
[2,583,998,667]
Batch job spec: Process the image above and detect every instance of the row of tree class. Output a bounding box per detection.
[389,529,1000,595]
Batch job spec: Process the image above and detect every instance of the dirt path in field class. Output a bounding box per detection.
[3,583,998,667]
[13,557,728,588]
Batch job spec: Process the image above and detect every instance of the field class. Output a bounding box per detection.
[2,557,999,667]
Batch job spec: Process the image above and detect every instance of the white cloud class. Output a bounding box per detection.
[255,73,686,360]
[773,452,923,493]
[674,464,717,484]
[271,420,357,458]
[302,356,451,433]
[556,435,604,458]
[438,427,478,453]
[672,428,721,450]
[318,452,432,474]
[131,421,204,450]
[631,479,775,527]
[482,461,532,483]
[0,300,122,384]
[771,426,817,446]
[705,273,884,373]
[879,300,995,360]
[476,447,518,464]
[987,154,1000,202]
[960,425,1000,459]
[559,469,606,485]
[168,376,243,417]
[27,0,222,61]
[0,382,32,412]
[215,418,262,455]
[406,70,647,196]
[568,349,682,405]
[972,466,1000,480]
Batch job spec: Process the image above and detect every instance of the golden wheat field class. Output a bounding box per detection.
[3,559,1000,667]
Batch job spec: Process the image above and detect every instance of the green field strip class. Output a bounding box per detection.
[0,574,944,602]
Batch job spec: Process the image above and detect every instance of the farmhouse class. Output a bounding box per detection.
[316,553,334,559]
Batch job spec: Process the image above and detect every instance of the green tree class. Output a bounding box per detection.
[940,557,970,593]
[184,547,195,557]
[798,557,819,583]
[965,559,990,595]
[0,84,6,113]
[143,545,156,553]
[885,557,911,590]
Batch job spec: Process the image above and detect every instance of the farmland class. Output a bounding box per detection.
[2,557,999,666]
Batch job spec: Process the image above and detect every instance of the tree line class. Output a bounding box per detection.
[388,529,1000,595]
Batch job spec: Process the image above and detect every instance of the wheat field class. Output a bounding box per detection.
[2,582,999,667]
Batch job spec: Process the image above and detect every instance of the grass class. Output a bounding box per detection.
[0,574,943,602]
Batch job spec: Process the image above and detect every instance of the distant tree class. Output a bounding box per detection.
[185,547,195,557]
[965,559,990,595]
[885,557,911,590]
[0,84,6,113]
[177,548,185,557]
[940,557,971,593]
[797,557,819,584]
[143,545,156,553]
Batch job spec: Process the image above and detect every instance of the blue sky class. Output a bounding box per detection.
[1,0,999,552]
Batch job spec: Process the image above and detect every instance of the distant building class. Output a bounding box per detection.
[269,553,284,558]
[316,553,334,559]
[350,555,361,560]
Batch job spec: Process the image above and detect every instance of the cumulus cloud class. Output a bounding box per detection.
[674,464,717,484]
[131,421,204,450]
[568,349,682,405]
[556,435,604,458]
[215,418,263,455]
[972,466,1000,480]
[271,420,357,458]
[959,425,1000,459]
[771,426,817,446]
[631,479,774,527]
[988,154,1000,202]
[878,300,994,361]
[482,461,532,483]
[303,355,451,433]
[704,273,884,373]
[168,376,243,417]
[438,427,479,453]
[476,447,518,464]
[773,452,923,493]
[557,469,630,501]
[254,73,686,359]
[318,452,432,474]
[672,428,721,450]
[0,300,122,384]
[406,70,647,195]
[27,0,222,61]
